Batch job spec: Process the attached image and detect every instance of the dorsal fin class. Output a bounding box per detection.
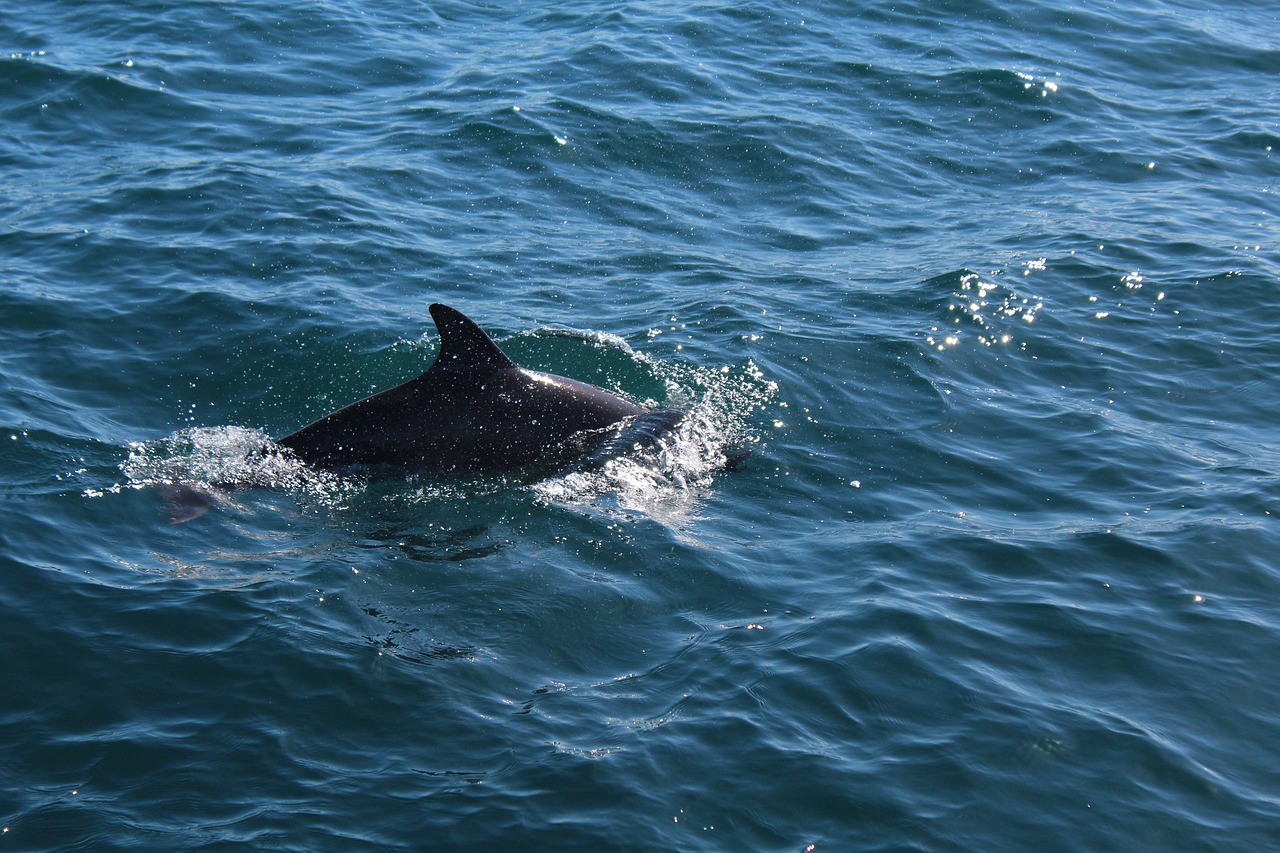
[429,303,517,373]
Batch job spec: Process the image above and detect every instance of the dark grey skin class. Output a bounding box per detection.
[278,303,678,474]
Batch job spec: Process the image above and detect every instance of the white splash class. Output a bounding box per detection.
[118,425,358,510]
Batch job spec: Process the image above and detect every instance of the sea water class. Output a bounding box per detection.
[2,0,1278,849]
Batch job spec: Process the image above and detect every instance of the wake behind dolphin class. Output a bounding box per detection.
[278,303,684,474]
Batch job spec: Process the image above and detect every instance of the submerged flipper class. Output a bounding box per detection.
[159,482,226,524]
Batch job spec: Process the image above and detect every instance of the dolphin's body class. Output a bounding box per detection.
[278,303,679,474]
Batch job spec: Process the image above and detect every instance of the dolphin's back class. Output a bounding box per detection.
[278,304,648,473]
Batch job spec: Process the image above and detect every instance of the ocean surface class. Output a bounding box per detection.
[3,0,1278,849]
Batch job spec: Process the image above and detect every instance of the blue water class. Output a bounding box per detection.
[3,0,1279,849]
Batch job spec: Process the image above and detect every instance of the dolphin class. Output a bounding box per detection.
[277,303,683,474]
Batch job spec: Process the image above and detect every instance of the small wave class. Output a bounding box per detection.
[535,409,719,517]
[118,425,360,519]
[923,268,1044,352]
[533,358,774,534]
